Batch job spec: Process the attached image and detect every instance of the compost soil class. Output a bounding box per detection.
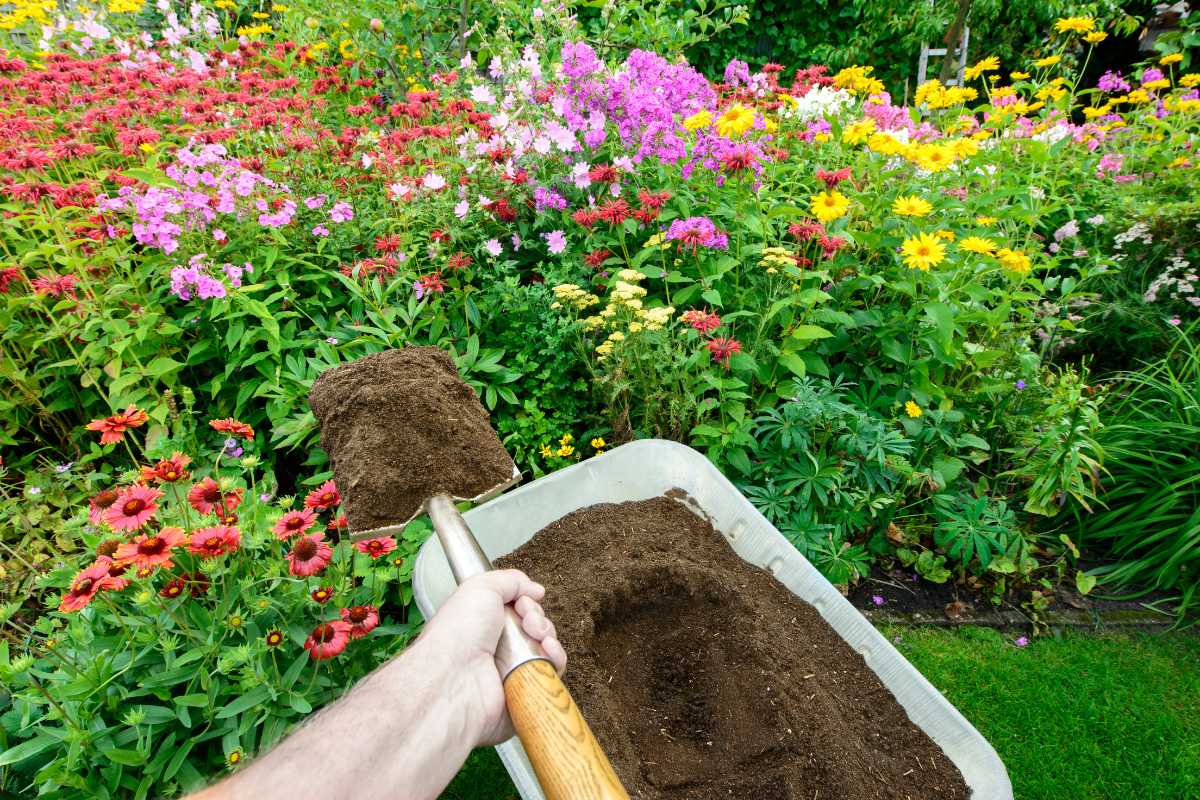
[308,347,514,531]
[497,497,969,800]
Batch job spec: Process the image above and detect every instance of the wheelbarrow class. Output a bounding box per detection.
[413,439,1013,800]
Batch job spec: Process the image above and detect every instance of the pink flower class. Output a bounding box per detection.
[454,200,469,219]
[341,605,380,639]
[103,485,163,531]
[187,525,242,558]
[312,225,330,237]
[288,532,333,577]
[1014,636,1029,647]
[354,536,397,559]
[423,173,447,191]
[484,239,502,257]
[329,201,353,223]
[304,195,327,209]
[304,620,351,660]
[544,230,567,254]
[871,595,885,606]
[273,509,318,540]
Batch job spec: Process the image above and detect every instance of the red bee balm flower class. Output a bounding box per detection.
[287,532,333,577]
[273,508,318,540]
[60,557,122,612]
[341,605,380,639]
[304,620,352,660]
[353,536,397,559]
[304,480,340,511]
[85,405,149,445]
[187,478,243,515]
[706,336,743,367]
[680,309,722,334]
[816,167,852,188]
[187,526,241,558]
[103,485,163,531]
[114,526,185,570]
[210,417,254,441]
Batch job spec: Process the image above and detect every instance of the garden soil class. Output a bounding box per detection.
[308,346,514,531]
[497,497,969,800]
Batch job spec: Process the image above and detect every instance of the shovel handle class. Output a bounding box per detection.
[504,658,630,800]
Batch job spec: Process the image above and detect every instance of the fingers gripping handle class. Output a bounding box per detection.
[504,659,630,800]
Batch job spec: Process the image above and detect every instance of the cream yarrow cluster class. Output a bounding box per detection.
[758,246,796,274]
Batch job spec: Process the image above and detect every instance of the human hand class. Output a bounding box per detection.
[415,569,567,746]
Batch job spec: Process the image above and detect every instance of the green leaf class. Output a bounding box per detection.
[0,734,58,767]
[778,352,807,378]
[1075,571,1097,596]
[701,288,723,308]
[104,748,146,766]
[790,324,834,342]
[215,685,272,719]
[288,694,312,715]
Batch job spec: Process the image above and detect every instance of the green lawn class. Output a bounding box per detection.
[440,627,1200,800]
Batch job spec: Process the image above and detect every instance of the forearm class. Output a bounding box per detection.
[194,635,476,800]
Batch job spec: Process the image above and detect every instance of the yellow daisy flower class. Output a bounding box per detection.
[1054,16,1095,34]
[892,195,933,217]
[683,110,713,131]
[900,233,946,271]
[810,190,851,223]
[1084,31,1108,44]
[964,56,1000,82]
[716,104,756,138]
[959,236,998,254]
[996,248,1032,274]
[1160,53,1184,66]
[1034,55,1062,69]
[905,401,923,418]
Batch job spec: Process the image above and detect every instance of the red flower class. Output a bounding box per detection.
[210,417,254,441]
[265,630,285,647]
[720,144,758,173]
[788,220,825,241]
[187,478,243,515]
[584,249,613,269]
[88,489,120,526]
[86,405,149,445]
[571,208,600,229]
[636,188,671,210]
[304,480,341,511]
[705,336,743,367]
[114,526,185,570]
[341,605,380,639]
[680,309,722,334]
[273,508,318,540]
[587,164,619,183]
[30,273,78,298]
[60,557,121,612]
[375,233,403,253]
[447,251,473,270]
[327,513,349,532]
[187,526,241,558]
[816,167,852,188]
[597,199,631,226]
[415,272,446,297]
[159,575,186,599]
[303,620,351,660]
[103,485,163,531]
[140,451,191,484]
[353,536,397,559]
[311,586,334,604]
[287,532,333,577]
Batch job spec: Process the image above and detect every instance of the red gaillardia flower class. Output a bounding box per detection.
[103,485,163,531]
[353,536,396,559]
[287,532,333,577]
[160,576,187,599]
[303,620,352,660]
[187,526,241,558]
[273,508,318,540]
[209,417,254,441]
[265,630,285,648]
[88,489,120,526]
[304,480,341,511]
[187,477,243,515]
[60,557,122,612]
[705,336,743,368]
[327,514,348,532]
[341,605,380,639]
[114,526,186,570]
[140,451,191,484]
[85,405,149,445]
[311,586,334,604]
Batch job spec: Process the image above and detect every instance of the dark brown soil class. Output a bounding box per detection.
[308,347,515,531]
[496,497,969,800]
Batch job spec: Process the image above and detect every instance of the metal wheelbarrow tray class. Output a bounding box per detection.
[413,439,1012,799]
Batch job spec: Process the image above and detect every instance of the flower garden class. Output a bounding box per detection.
[1,1,1199,797]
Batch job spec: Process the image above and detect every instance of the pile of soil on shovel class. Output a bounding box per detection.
[497,497,970,800]
[308,347,515,531]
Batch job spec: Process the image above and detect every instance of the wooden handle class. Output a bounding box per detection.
[504,658,630,800]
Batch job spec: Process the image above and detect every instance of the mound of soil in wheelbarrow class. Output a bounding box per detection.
[309,347,514,531]
[497,497,969,800]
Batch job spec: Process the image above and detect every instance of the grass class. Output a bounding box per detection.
[441,627,1200,800]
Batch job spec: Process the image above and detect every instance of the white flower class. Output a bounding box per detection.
[454,200,469,219]
[469,84,496,105]
[389,182,411,200]
[423,173,447,191]
[485,239,503,257]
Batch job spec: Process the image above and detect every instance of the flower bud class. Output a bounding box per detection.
[369,18,383,31]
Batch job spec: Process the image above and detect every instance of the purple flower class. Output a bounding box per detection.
[326,336,339,344]
[484,238,503,257]
[329,201,353,223]
[312,225,330,237]
[723,58,751,87]
[871,595,885,607]
[1097,70,1130,93]
[534,186,568,213]
[544,229,567,254]
[1141,67,1165,85]
[1014,379,1027,390]
[212,228,226,242]
[55,462,73,473]
[511,233,521,250]
[304,194,327,209]
[665,216,729,252]
[1014,636,1029,647]
[223,437,243,458]
[412,280,425,299]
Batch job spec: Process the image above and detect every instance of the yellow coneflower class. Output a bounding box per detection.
[900,233,946,271]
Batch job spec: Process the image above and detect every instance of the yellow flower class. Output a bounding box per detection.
[590,437,606,449]
[949,137,979,159]
[996,248,1032,274]
[904,401,923,418]
[716,104,756,138]
[1126,88,1152,105]
[892,195,933,217]
[1009,70,1031,81]
[1054,16,1095,34]
[272,3,290,10]
[683,110,713,131]
[1160,53,1184,66]
[912,143,956,172]
[964,56,1000,82]
[934,229,956,241]
[539,444,553,458]
[959,236,998,254]
[556,444,575,458]
[227,749,243,767]
[339,38,357,59]
[810,190,850,223]
[214,0,235,7]
[814,132,831,143]
[900,233,946,271]
[559,433,574,446]
[251,11,269,19]
[833,65,884,95]
[841,117,876,144]
[867,132,907,156]
[1034,55,1062,69]
[1181,74,1200,88]
[107,0,145,13]
[1084,31,1108,44]
[228,614,243,629]
[975,215,998,225]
